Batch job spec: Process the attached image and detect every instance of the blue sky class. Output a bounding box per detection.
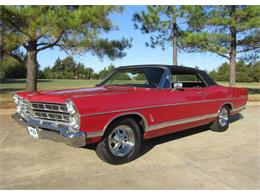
[37,5,228,73]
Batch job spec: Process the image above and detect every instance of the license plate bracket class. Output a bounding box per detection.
[27,126,39,139]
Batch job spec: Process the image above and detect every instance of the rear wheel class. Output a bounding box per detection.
[210,106,230,132]
[96,118,142,165]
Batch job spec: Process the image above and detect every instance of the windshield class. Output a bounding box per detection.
[99,67,165,88]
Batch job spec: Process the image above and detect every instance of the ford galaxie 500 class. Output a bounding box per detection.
[12,65,248,164]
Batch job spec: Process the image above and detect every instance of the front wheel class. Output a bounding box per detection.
[210,106,230,132]
[96,118,142,165]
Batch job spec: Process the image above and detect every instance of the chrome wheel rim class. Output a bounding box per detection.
[219,107,229,127]
[108,125,135,157]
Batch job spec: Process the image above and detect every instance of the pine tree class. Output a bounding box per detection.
[133,5,185,65]
[182,5,260,86]
[0,5,131,91]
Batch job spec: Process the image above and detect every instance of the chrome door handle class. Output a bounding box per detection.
[196,92,205,95]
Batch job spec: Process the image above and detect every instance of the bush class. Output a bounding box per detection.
[209,61,260,82]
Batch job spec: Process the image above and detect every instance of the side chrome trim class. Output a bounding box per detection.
[87,131,104,138]
[147,113,218,132]
[146,105,246,132]
[81,97,246,117]
[102,112,148,132]
[231,106,246,113]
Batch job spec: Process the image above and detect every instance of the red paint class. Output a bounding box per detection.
[17,84,248,144]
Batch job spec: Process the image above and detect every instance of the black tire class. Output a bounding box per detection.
[210,106,230,132]
[96,118,142,165]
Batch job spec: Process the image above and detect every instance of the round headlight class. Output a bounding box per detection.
[66,100,76,115]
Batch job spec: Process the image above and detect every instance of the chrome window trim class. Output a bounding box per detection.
[196,72,209,87]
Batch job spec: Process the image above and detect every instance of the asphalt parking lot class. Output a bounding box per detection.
[0,106,259,189]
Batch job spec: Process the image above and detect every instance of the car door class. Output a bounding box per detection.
[162,73,207,130]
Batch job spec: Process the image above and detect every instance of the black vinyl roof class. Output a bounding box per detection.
[116,64,217,86]
[117,64,204,73]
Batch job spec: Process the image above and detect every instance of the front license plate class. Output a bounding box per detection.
[27,126,39,139]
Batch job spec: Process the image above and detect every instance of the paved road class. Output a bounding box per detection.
[0,106,259,189]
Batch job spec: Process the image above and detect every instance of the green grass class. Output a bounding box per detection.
[0,79,260,107]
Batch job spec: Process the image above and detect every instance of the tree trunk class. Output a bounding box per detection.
[172,17,178,65]
[173,35,177,65]
[172,17,178,82]
[230,38,236,87]
[229,6,237,87]
[26,40,38,91]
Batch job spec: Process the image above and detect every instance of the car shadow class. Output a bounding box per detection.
[85,113,243,160]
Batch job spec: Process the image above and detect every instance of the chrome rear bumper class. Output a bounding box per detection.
[12,113,86,147]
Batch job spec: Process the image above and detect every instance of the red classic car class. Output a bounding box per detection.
[12,65,248,164]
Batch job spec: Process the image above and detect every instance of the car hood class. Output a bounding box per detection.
[20,86,140,103]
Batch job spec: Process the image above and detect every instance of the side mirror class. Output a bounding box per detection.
[173,82,184,91]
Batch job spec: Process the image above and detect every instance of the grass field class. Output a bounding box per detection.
[1,79,260,108]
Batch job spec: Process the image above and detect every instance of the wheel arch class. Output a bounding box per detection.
[219,102,234,113]
[103,112,148,136]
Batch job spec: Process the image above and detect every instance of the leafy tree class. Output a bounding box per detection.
[216,62,231,81]
[84,67,94,79]
[208,69,218,81]
[182,5,260,86]
[91,72,99,80]
[76,63,85,79]
[54,56,77,79]
[43,57,97,80]
[52,58,63,72]
[133,5,185,65]
[0,56,26,78]
[249,61,260,82]
[0,5,131,91]
[115,72,131,80]
[98,64,115,79]
[42,67,53,79]
[135,74,145,80]
[209,60,260,82]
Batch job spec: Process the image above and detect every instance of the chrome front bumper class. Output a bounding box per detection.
[12,113,87,147]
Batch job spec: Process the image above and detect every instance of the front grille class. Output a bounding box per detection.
[31,102,67,113]
[34,111,70,122]
[24,101,70,123]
